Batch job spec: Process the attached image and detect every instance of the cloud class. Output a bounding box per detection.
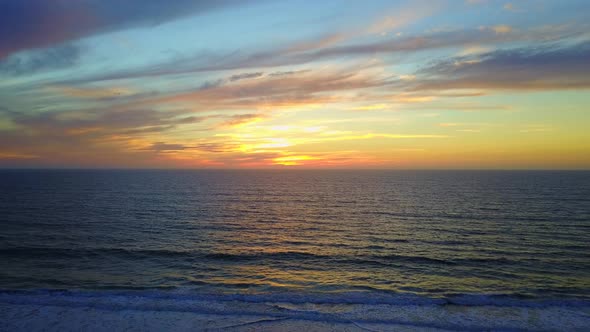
[519,124,555,133]
[413,41,590,91]
[58,23,585,85]
[137,67,396,112]
[366,1,438,35]
[0,44,82,76]
[284,33,349,53]
[3,107,210,142]
[0,152,38,159]
[0,106,219,167]
[143,141,241,153]
[229,72,263,82]
[217,113,268,128]
[268,70,310,77]
[0,0,254,59]
[190,142,240,153]
[46,85,134,99]
[146,142,190,151]
[502,3,522,12]
[53,60,512,118]
[285,1,437,52]
[491,25,512,34]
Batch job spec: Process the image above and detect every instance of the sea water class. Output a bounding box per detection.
[1,170,589,329]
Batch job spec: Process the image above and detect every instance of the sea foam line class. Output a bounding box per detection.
[1,289,589,332]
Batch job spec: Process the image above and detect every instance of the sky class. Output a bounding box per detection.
[1,0,589,169]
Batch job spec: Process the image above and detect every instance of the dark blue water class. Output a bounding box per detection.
[1,170,589,305]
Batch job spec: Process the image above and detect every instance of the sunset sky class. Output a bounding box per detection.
[1,0,589,169]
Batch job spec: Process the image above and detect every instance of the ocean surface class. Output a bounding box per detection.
[1,170,590,329]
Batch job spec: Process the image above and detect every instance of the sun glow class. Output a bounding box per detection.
[0,1,588,169]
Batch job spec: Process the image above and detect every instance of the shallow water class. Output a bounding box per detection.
[1,170,589,304]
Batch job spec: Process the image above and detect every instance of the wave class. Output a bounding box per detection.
[3,289,589,331]
[1,288,589,308]
[0,247,534,268]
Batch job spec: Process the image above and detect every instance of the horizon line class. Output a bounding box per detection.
[1,167,589,172]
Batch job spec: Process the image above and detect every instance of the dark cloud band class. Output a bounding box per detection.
[0,0,252,59]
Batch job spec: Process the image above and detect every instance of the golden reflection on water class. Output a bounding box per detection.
[1,170,588,299]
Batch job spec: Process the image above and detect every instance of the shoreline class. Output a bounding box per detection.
[1,289,589,331]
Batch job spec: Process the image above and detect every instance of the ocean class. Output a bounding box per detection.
[1,170,589,330]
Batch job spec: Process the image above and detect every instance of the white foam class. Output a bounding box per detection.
[1,290,589,331]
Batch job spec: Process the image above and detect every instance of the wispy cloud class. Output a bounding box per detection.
[0,106,219,167]
[217,113,269,128]
[137,67,396,111]
[413,41,590,91]
[58,23,586,85]
[2,1,589,169]
[229,72,264,82]
[145,142,191,151]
